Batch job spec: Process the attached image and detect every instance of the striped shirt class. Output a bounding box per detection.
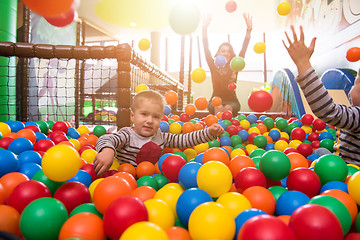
[297,68,360,165]
[96,127,217,166]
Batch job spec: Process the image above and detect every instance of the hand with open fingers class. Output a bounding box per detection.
[209,123,225,136]
[93,148,115,176]
[243,13,253,31]
[202,13,212,29]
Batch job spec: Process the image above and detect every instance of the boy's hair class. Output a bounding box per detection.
[214,42,236,59]
[131,90,165,111]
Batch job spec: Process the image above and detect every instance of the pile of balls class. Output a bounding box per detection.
[0,111,360,240]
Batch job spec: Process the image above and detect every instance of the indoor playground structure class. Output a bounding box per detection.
[1,0,360,240]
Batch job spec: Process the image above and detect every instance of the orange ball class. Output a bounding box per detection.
[195,96,209,110]
[222,146,233,156]
[0,172,29,199]
[193,123,204,131]
[202,147,230,166]
[216,111,223,119]
[15,129,37,144]
[87,134,98,146]
[117,163,136,178]
[166,226,192,240]
[287,152,309,171]
[211,96,222,107]
[277,215,291,225]
[77,136,89,147]
[256,124,268,134]
[131,186,157,202]
[229,155,256,178]
[165,90,178,105]
[182,122,194,134]
[155,161,162,174]
[205,114,218,127]
[92,176,133,213]
[265,135,273,144]
[185,104,196,116]
[58,212,106,240]
[113,171,137,190]
[242,186,276,215]
[136,161,156,178]
[170,115,180,122]
[0,205,20,236]
[0,182,6,205]
[4,132,16,139]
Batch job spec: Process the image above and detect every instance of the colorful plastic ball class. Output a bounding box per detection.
[0,149,19,177]
[80,148,97,164]
[138,38,151,51]
[348,171,360,205]
[154,184,184,216]
[0,122,11,136]
[42,144,81,182]
[230,56,245,72]
[52,121,69,134]
[237,130,249,142]
[308,195,351,234]
[6,120,25,133]
[312,118,326,131]
[15,128,37,144]
[0,205,20,236]
[19,162,42,179]
[144,198,175,230]
[0,172,29,200]
[260,150,291,181]
[296,142,313,157]
[168,0,200,35]
[346,47,360,62]
[178,162,201,189]
[286,167,320,198]
[191,67,206,83]
[120,221,168,240]
[277,2,291,16]
[248,90,273,112]
[165,90,179,105]
[216,192,251,218]
[234,208,267,239]
[161,154,186,182]
[136,161,156,179]
[220,136,232,147]
[103,195,148,239]
[268,185,288,202]
[31,169,65,196]
[253,135,267,148]
[214,55,226,67]
[20,197,68,240]
[92,125,106,137]
[166,226,191,240]
[234,167,267,193]
[67,169,93,187]
[225,0,237,12]
[242,186,275,215]
[314,154,348,185]
[184,104,196,116]
[8,138,33,155]
[202,147,230,165]
[276,190,310,216]
[319,138,334,152]
[163,105,172,116]
[228,82,237,91]
[253,42,266,54]
[238,215,295,240]
[69,203,102,218]
[320,180,348,193]
[137,176,159,190]
[194,96,209,110]
[33,139,55,152]
[188,202,235,240]
[157,121,169,133]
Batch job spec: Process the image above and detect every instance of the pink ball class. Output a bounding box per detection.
[286,167,321,198]
[290,128,306,141]
[162,154,187,182]
[248,90,273,112]
[296,143,313,158]
[225,0,237,13]
[300,114,314,126]
[234,167,267,193]
[103,196,148,240]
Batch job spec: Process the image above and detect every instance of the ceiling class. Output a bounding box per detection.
[77,0,279,42]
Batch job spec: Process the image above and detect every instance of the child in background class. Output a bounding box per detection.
[283,25,360,165]
[94,90,224,176]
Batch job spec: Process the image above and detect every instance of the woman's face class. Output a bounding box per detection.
[218,45,233,62]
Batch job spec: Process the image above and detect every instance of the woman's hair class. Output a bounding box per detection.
[131,90,165,111]
[214,42,236,59]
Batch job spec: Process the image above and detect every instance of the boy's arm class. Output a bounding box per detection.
[239,13,252,58]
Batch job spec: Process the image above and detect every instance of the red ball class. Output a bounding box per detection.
[226,125,238,137]
[289,204,343,240]
[80,163,99,182]
[0,137,14,150]
[78,145,93,155]
[222,110,233,120]
[286,167,321,198]
[290,128,306,141]
[24,125,41,133]
[283,147,298,155]
[161,154,187,182]
[180,113,191,122]
[312,119,326,131]
[238,215,296,240]
[247,132,259,145]
[33,139,55,152]
[296,143,313,158]
[228,82,237,91]
[230,119,240,126]
[234,167,267,193]
[277,137,289,143]
[52,121,69,134]
[53,181,91,214]
[103,196,148,240]
[300,114,314,126]
[346,47,360,62]
[307,132,319,142]
[8,180,51,213]
[225,0,237,13]
[248,90,273,112]
[288,117,298,123]
[311,140,320,149]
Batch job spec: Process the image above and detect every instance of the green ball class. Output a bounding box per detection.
[356,212,360,233]
[263,117,274,130]
[168,119,175,125]
[251,156,261,169]
[219,131,230,138]
[222,120,232,127]
[69,203,102,218]
[230,56,245,72]
[32,169,65,196]
[319,139,334,152]
[259,150,291,180]
[208,139,220,148]
[275,118,288,130]
[189,119,198,124]
[302,139,312,145]
[137,176,160,190]
[348,166,359,176]
[20,197,68,240]
[308,195,351,235]
[234,144,246,149]
[237,114,247,121]
[46,120,55,130]
[93,125,107,137]
[36,120,49,134]
[253,135,267,148]
[230,135,242,147]
[286,122,299,135]
[268,186,288,202]
[249,148,266,159]
[314,154,348,185]
[250,123,258,128]
[174,151,187,162]
[153,174,169,189]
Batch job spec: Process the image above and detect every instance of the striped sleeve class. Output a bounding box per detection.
[96,128,130,153]
[297,68,360,132]
[162,127,217,149]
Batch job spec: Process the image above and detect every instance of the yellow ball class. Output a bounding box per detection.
[348,171,360,205]
[138,38,151,51]
[183,148,197,161]
[154,185,184,216]
[301,125,313,134]
[144,199,175,230]
[248,127,260,134]
[109,159,120,170]
[194,142,209,154]
[0,122,11,136]
[120,221,168,240]
[169,122,182,135]
[245,144,258,154]
[348,164,360,170]
[197,161,232,198]
[288,140,302,149]
[240,120,250,130]
[230,148,246,159]
[280,132,289,140]
[89,178,103,200]
[216,192,252,218]
[277,2,291,16]
[136,84,149,93]
[254,42,266,54]
[188,202,235,240]
[191,68,206,83]
[274,140,289,152]
[69,139,81,151]
[77,125,90,135]
[310,159,317,168]
[42,144,81,182]
[80,148,98,164]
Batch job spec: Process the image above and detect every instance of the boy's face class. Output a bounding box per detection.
[350,73,360,107]
[130,99,163,137]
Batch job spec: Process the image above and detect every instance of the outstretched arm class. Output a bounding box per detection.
[202,14,215,66]
[239,13,252,58]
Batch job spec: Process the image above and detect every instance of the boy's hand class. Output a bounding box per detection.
[283,25,316,76]
[209,123,225,136]
[93,148,115,176]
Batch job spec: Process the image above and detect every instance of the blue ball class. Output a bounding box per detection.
[5,120,25,132]
[35,132,48,142]
[238,130,249,142]
[292,120,303,127]
[178,162,202,189]
[158,153,172,174]
[218,121,227,131]
[246,114,257,124]
[164,106,172,116]
[318,132,334,141]
[264,143,275,151]
[159,121,169,133]
[67,127,81,139]
[18,150,42,165]
[268,130,281,141]
[19,162,42,179]
[0,149,19,177]
[307,154,320,162]
[214,55,226,67]
[235,208,267,239]
[67,170,93,187]
[176,188,212,227]
[176,121,184,126]
[281,176,287,188]
[259,115,268,121]
[276,190,310,215]
[193,153,204,164]
[8,138,34,155]
[320,181,348,193]
[25,121,39,128]
[220,136,232,147]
